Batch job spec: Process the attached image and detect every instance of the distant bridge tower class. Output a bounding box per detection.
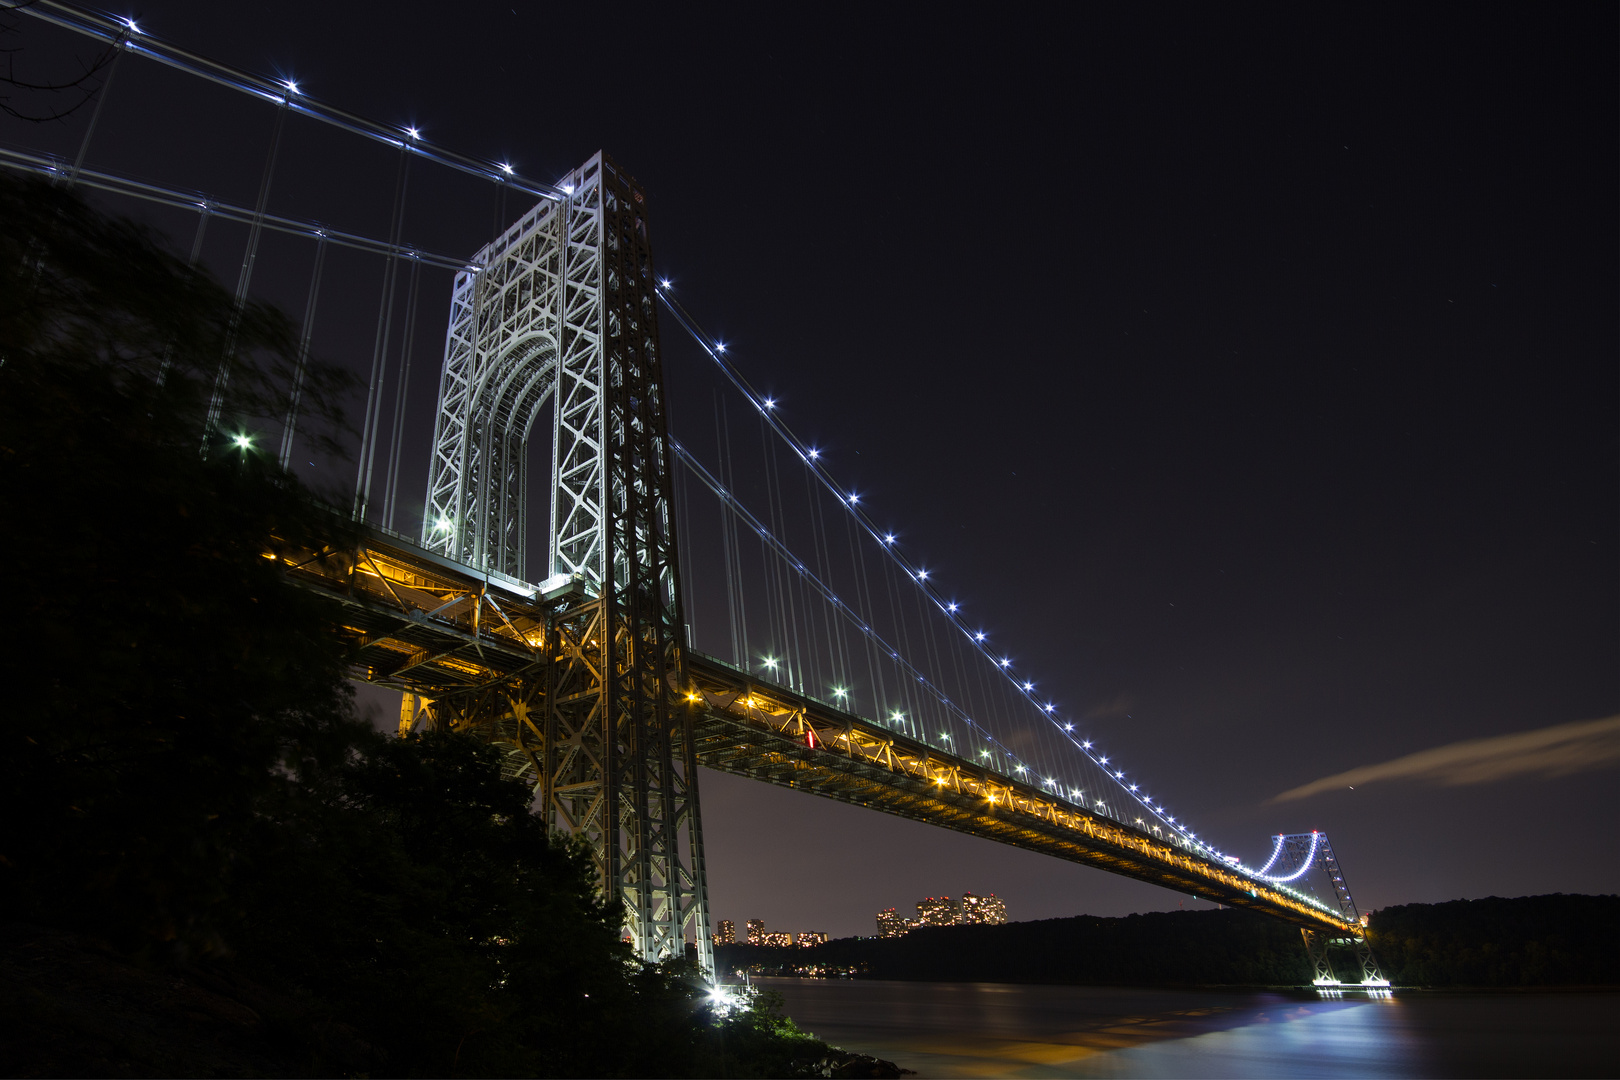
[1260,832,1388,989]
[419,152,711,973]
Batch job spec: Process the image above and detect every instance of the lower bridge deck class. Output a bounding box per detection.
[684,654,1348,933]
[278,528,1354,937]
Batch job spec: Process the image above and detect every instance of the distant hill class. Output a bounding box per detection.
[1371,894,1619,987]
[716,894,1619,988]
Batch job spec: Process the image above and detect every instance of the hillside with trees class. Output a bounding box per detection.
[719,895,1620,989]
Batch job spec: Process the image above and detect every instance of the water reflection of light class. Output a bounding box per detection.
[1074,998,1419,1078]
[760,979,1615,1080]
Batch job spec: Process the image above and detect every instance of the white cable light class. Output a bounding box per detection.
[1257,832,1322,884]
[1254,833,1288,876]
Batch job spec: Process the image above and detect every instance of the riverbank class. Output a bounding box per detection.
[758,978,1620,1078]
[718,894,1619,989]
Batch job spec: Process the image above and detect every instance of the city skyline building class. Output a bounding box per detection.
[715,918,806,948]
[875,908,911,938]
[960,893,1008,925]
[797,931,828,948]
[876,893,1009,937]
[916,895,960,927]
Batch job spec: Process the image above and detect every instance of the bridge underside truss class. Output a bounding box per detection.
[279,529,1358,941]
[682,654,1353,935]
[279,527,711,969]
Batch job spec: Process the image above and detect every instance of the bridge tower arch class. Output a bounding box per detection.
[420,152,712,974]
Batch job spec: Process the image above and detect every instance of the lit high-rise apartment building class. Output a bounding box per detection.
[878,893,1008,937]
[745,918,766,945]
[797,931,828,948]
[875,908,911,938]
[959,893,1008,925]
[758,931,794,948]
[713,919,735,946]
[916,895,961,926]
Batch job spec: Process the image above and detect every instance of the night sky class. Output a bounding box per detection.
[5,3,1614,940]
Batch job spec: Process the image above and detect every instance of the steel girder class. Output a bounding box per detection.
[413,153,711,973]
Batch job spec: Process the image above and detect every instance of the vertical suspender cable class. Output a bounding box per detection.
[965,637,991,773]
[756,415,786,681]
[675,451,700,649]
[713,397,739,663]
[847,512,886,723]
[880,548,919,738]
[157,203,212,389]
[913,585,950,743]
[354,145,412,521]
[186,203,211,264]
[205,99,287,443]
[764,425,807,692]
[761,416,787,684]
[382,255,421,528]
[720,398,748,667]
[279,234,328,469]
[807,469,845,695]
[63,34,126,189]
[944,616,978,752]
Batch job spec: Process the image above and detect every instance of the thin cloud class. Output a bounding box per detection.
[1272,715,1620,802]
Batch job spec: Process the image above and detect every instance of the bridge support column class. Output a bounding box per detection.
[1353,934,1388,986]
[537,596,713,976]
[1301,929,1339,985]
[416,151,714,977]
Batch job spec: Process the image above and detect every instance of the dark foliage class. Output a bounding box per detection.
[1368,894,1620,988]
[0,173,842,1076]
[0,4,121,123]
[0,173,361,958]
[228,729,838,1076]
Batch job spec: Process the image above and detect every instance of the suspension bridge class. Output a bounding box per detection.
[2,1,1387,990]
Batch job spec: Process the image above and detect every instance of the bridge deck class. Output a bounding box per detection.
[684,654,1348,932]
[278,529,1353,935]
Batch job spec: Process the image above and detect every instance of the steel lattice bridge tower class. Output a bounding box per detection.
[410,152,708,970]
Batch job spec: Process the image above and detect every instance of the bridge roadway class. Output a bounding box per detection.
[276,525,1354,936]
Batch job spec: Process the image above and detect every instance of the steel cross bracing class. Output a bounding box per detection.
[413,153,710,971]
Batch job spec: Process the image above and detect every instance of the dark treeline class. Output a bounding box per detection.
[1371,894,1620,988]
[720,894,1620,989]
[722,909,1310,987]
[0,174,867,1078]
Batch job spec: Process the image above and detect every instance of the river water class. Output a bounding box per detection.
[756,978,1619,1078]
